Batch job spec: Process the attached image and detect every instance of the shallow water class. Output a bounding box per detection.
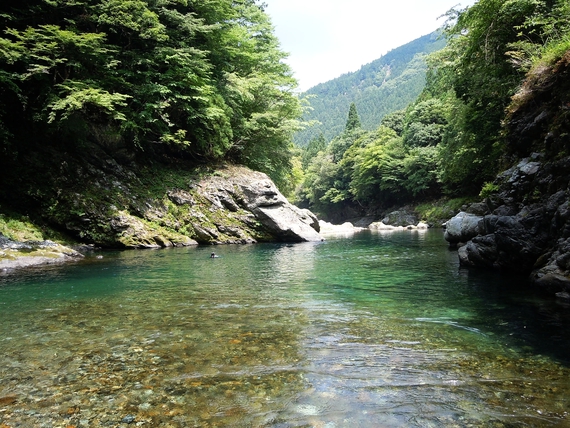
[1,229,570,427]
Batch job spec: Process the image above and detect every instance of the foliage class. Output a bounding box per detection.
[415,197,473,224]
[0,213,45,242]
[479,182,500,198]
[345,103,361,132]
[301,133,326,169]
[428,0,570,194]
[0,0,302,196]
[295,32,446,146]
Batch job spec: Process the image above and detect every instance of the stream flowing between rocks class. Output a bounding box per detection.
[1,229,570,427]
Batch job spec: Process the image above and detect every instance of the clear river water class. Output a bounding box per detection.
[1,229,570,427]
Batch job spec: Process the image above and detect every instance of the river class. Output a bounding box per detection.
[1,229,569,427]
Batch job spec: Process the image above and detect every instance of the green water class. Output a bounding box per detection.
[1,229,570,427]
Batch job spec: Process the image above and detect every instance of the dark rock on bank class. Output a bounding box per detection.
[444,53,570,296]
[445,155,570,294]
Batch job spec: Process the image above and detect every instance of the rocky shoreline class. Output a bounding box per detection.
[1,207,435,273]
[0,236,85,272]
[443,156,570,297]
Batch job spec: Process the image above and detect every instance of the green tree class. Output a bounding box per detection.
[0,0,301,189]
[428,0,563,193]
[348,126,405,203]
[345,102,361,132]
[301,133,326,169]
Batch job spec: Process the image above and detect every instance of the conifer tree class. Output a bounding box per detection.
[345,103,361,132]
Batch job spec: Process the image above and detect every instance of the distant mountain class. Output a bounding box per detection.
[295,32,446,146]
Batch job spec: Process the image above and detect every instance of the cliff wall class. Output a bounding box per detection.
[445,52,570,297]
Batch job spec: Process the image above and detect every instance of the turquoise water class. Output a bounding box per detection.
[1,229,570,427]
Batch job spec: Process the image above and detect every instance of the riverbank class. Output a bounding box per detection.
[0,235,85,272]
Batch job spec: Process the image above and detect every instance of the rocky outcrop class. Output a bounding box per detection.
[443,52,570,296]
[445,155,570,294]
[45,164,322,248]
[190,165,323,243]
[0,235,84,271]
[1,165,323,270]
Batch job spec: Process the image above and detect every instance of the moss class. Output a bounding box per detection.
[0,214,44,241]
[479,182,500,199]
[415,197,475,225]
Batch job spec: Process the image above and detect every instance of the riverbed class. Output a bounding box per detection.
[1,229,569,427]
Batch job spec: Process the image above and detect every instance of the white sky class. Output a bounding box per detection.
[264,0,476,91]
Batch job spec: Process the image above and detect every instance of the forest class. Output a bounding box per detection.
[1,0,570,235]
[294,32,446,147]
[0,0,302,201]
[295,0,570,221]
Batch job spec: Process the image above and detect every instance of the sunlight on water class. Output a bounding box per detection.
[1,230,570,427]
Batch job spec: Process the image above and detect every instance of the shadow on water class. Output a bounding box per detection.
[460,266,570,366]
[317,229,570,367]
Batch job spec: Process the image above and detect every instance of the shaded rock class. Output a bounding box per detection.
[381,208,418,227]
[464,202,489,216]
[445,151,570,295]
[458,234,499,268]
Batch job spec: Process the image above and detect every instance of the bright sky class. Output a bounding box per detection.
[264,0,476,91]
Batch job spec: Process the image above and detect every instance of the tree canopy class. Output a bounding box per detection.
[0,0,302,187]
[295,0,570,219]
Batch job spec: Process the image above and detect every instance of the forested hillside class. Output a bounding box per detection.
[294,32,446,146]
[295,0,570,223]
[0,0,310,245]
[0,0,301,194]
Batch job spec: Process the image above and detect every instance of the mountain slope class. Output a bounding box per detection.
[295,32,446,146]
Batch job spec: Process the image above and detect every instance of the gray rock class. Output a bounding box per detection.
[196,166,323,243]
[444,212,483,244]
[381,209,418,227]
[445,154,570,295]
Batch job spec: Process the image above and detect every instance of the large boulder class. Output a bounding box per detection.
[444,212,483,244]
[196,166,323,243]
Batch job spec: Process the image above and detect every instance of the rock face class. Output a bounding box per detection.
[444,53,570,296]
[445,155,570,294]
[49,164,322,248]
[191,166,323,243]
